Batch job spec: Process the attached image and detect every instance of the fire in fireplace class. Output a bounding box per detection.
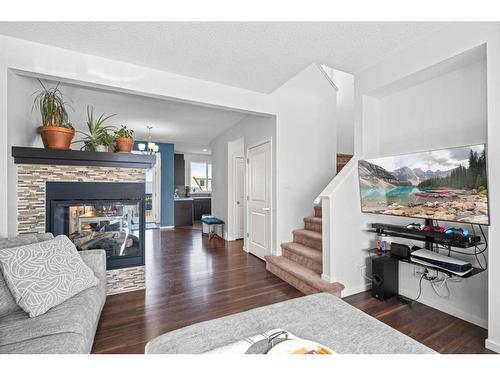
[46,182,145,269]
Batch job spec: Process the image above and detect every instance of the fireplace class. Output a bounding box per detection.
[46,182,145,270]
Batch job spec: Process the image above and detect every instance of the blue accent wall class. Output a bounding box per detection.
[134,142,174,227]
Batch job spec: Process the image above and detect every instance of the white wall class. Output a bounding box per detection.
[0,36,337,252]
[0,34,273,238]
[331,69,354,154]
[353,59,488,313]
[9,74,246,152]
[210,114,276,245]
[328,23,500,351]
[371,59,488,327]
[6,72,44,236]
[378,60,487,156]
[271,64,337,249]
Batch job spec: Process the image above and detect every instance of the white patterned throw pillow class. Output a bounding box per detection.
[0,235,99,318]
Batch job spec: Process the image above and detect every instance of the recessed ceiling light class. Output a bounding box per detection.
[202,148,208,152]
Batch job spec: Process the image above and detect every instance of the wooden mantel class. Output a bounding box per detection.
[12,146,156,169]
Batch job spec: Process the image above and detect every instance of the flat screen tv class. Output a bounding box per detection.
[358,144,489,225]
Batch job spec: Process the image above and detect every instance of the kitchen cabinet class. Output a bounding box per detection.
[174,199,193,227]
[193,198,211,220]
[174,153,185,190]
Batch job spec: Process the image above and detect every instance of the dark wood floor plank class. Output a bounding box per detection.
[93,228,492,354]
[343,291,493,354]
[92,229,302,353]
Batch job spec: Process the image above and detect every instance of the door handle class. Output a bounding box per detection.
[262,207,270,211]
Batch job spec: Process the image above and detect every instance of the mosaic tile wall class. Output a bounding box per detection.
[106,266,145,295]
[17,164,145,233]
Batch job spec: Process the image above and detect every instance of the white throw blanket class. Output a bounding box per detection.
[204,329,296,354]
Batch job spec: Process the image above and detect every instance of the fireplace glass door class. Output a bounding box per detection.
[51,200,143,269]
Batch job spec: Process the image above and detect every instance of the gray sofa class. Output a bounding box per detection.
[0,234,107,354]
[146,293,435,354]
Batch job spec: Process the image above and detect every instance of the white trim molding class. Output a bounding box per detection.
[485,339,500,354]
[399,287,487,329]
[341,283,371,298]
[317,64,340,91]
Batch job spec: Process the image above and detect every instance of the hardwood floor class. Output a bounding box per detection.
[343,291,493,354]
[91,228,303,353]
[93,228,492,354]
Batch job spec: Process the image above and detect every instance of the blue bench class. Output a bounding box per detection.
[201,216,225,240]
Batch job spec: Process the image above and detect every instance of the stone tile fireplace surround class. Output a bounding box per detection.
[12,146,156,294]
[17,164,145,234]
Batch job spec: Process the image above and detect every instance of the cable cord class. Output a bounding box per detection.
[436,243,486,256]
[471,224,488,270]
[430,274,452,298]
[406,273,426,302]
[478,224,488,269]
[408,270,461,301]
[431,280,449,298]
[433,224,488,271]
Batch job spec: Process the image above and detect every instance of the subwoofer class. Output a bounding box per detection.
[371,256,398,301]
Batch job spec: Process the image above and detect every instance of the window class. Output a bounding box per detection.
[190,161,212,191]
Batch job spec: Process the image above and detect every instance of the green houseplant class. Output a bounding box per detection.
[114,125,134,153]
[74,105,116,152]
[32,79,74,150]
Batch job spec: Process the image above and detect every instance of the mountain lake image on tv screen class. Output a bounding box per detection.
[358,144,489,225]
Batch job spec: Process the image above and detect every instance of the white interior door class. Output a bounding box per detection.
[234,157,245,239]
[247,141,271,260]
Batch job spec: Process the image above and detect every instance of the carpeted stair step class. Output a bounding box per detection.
[304,216,322,233]
[281,242,322,273]
[293,229,322,251]
[314,204,322,218]
[266,255,344,297]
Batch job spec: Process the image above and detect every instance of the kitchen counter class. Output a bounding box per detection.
[174,196,211,200]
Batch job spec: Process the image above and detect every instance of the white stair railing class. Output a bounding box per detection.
[315,156,360,284]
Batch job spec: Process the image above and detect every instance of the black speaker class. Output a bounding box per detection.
[371,256,399,301]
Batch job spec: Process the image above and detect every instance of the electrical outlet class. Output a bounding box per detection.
[414,266,426,277]
[414,267,432,278]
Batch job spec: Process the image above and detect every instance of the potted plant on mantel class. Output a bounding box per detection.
[74,105,116,152]
[114,125,134,153]
[33,79,75,150]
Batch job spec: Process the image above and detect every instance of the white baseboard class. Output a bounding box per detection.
[399,287,487,329]
[485,338,500,353]
[341,284,487,329]
[341,283,371,298]
[160,225,174,230]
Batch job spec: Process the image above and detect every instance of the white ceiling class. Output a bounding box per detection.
[16,75,250,154]
[0,22,449,93]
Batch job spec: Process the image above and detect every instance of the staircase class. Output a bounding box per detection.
[337,153,353,173]
[265,204,344,297]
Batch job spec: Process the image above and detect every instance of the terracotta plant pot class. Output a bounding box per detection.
[40,125,75,150]
[115,137,134,153]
